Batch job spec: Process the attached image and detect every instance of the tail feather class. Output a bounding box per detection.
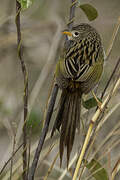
[61,93,74,166]
[66,92,78,165]
[66,93,75,165]
[51,91,67,137]
[60,94,71,166]
[51,89,82,166]
[76,92,81,131]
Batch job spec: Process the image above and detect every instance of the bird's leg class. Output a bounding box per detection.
[92,91,102,111]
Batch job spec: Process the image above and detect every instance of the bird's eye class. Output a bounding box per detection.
[73,31,79,37]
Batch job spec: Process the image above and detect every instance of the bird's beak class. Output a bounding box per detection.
[62,31,72,36]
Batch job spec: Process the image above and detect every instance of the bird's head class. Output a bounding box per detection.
[62,23,97,42]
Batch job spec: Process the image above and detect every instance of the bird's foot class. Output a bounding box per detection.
[92,91,102,111]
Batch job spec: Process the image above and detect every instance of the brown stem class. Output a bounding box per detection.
[28,84,58,180]
[27,128,32,178]
[10,136,16,180]
[101,58,120,99]
[67,0,77,30]
[15,1,28,179]
[0,143,23,175]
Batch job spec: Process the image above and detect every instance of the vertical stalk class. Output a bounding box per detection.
[15,1,28,179]
[68,0,77,30]
[28,84,58,180]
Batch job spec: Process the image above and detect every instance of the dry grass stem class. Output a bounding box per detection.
[73,74,120,179]
[91,115,120,160]
[85,138,120,180]
[43,152,59,180]
[112,158,120,180]
[105,16,120,59]
[78,102,120,179]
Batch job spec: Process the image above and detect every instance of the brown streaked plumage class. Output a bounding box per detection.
[51,23,104,166]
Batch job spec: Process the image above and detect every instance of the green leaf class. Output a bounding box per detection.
[17,0,34,10]
[27,110,42,134]
[82,97,102,109]
[79,4,98,21]
[85,159,109,180]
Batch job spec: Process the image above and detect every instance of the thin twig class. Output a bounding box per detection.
[79,101,120,179]
[41,142,58,162]
[85,139,120,180]
[91,110,120,161]
[0,143,23,175]
[85,58,120,163]
[43,160,65,174]
[112,158,120,180]
[15,1,28,179]
[10,136,16,180]
[27,127,32,178]
[1,134,57,179]
[73,61,120,179]
[84,135,119,179]
[43,152,59,180]
[105,16,120,60]
[84,101,120,164]
[93,16,120,111]
[67,0,77,30]
[28,84,58,180]
[101,58,120,99]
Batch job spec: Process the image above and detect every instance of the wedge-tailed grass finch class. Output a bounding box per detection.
[51,23,104,165]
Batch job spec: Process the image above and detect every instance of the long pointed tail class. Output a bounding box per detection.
[51,89,82,166]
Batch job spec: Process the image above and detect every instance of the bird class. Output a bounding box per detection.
[51,23,104,166]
